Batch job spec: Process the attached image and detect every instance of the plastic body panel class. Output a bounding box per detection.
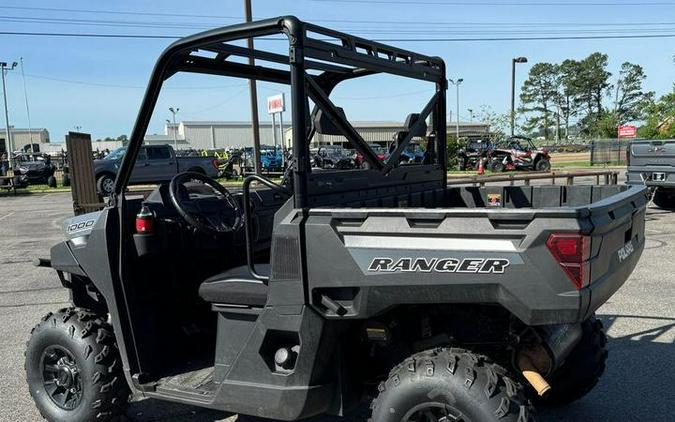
[304,185,647,326]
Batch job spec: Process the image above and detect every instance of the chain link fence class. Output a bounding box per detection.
[590,139,630,166]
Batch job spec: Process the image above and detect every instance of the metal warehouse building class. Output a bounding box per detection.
[0,127,51,153]
[144,120,490,150]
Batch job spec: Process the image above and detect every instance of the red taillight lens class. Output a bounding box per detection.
[546,233,591,290]
[212,159,219,170]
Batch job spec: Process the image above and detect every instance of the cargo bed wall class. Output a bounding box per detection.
[302,185,647,326]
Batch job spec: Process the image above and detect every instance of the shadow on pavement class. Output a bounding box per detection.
[121,314,675,422]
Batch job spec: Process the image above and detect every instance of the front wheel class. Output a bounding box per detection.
[96,174,115,196]
[25,308,130,422]
[370,348,535,422]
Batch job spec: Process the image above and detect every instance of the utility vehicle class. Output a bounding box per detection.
[626,138,675,209]
[490,136,551,172]
[27,17,647,422]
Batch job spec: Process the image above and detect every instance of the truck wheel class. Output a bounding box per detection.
[370,348,535,422]
[25,308,130,422]
[532,317,607,407]
[47,176,57,188]
[96,174,115,196]
[652,189,675,210]
[535,159,551,172]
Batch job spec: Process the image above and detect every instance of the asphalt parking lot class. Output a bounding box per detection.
[1,191,674,422]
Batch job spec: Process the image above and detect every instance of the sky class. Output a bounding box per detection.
[0,0,674,142]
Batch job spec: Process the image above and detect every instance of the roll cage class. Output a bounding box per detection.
[114,16,447,208]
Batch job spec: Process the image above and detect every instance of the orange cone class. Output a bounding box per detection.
[477,157,485,175]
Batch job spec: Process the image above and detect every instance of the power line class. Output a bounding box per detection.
[1,30,674,42]
[0,5,241,20]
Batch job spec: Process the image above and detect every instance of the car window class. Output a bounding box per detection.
[147,147,171,160]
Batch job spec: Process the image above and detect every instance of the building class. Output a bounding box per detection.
[0,127,50,153]
[144,120,490,150]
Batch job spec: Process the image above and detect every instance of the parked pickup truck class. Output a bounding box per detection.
[94,144,219,195]
[626,138,675,209]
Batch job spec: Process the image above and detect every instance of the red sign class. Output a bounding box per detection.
[618,125,637,138]
[267,94,285,114]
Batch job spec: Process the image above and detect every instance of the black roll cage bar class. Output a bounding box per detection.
[113,16,447,209]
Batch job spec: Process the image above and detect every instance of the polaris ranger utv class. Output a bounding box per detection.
[26,17,648,422]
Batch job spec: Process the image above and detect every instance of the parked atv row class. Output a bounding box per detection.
[457,136,551,172]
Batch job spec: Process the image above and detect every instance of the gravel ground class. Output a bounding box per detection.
[0,190,673,422]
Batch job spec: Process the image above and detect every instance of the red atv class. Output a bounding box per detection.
[490,136,551,172]
[355,143,388,169]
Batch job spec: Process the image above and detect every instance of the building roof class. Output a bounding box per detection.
[0,127,48,132]
[178,121,488,128]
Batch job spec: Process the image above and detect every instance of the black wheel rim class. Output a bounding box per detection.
[41,346,83,410]
[402,403,471,422]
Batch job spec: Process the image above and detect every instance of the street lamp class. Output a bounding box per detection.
[468,108,474,123]
[1,61,18,171]
[511,56,528,136]
[168,107,179,151]
[449,78,463,140]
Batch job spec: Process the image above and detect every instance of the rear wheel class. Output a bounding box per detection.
[370,348,535,422]
[531,316,607,407]
[457,157,466,171]
[653,189,675,210]
[25,308,130,422]
[534,159,551,172]
[491,160,505,172]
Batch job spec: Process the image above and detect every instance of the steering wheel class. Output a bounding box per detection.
[169,172,243,234]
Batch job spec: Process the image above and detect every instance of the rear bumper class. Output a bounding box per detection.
[626,166,675,188]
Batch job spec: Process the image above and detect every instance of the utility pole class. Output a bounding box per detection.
[244,0,262,175]
[169,107,179,151]
[468,108,474,123]
[449,78,463,140]
[1,61,17,170]
[19,58,35,153]
[511,56,528,136]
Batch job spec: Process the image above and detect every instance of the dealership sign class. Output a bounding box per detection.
[618,125,637,138]
[267,94,285,114]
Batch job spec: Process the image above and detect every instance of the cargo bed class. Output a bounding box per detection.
[300,185,648,325]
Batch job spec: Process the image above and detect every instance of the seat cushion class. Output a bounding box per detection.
[198,264,270,307]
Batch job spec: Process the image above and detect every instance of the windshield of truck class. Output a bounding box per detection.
[105,147,127,161]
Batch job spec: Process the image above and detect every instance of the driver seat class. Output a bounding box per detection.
[198,265,270,307]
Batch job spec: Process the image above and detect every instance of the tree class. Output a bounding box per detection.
[638,92,675,139]
[614,62,654,124]
[574,53,613,135]
[519,62,560,139]
[477,105,511,140]
[558,59,582,139]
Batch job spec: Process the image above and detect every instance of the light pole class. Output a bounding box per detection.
[449,78,463,140]
[169,107,179,151]
[511,56,528,136]
[1,61,17,170]
[468,108,474,123]
[19,58,36,154]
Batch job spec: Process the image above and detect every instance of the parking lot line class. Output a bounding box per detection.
[0,212,15,221]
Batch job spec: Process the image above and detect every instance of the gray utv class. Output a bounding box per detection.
[27,17,648,422]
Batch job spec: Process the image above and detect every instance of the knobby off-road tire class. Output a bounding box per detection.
[370,348,535,422]
[533,316,607,407]
[534,159,551,172]
[25,307,130,422]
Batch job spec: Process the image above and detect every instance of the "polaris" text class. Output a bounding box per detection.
[368,257,510,274]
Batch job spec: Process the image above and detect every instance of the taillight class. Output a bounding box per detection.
[212,159,219,170]
[135,205,155,234]
[546,233,591,290]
